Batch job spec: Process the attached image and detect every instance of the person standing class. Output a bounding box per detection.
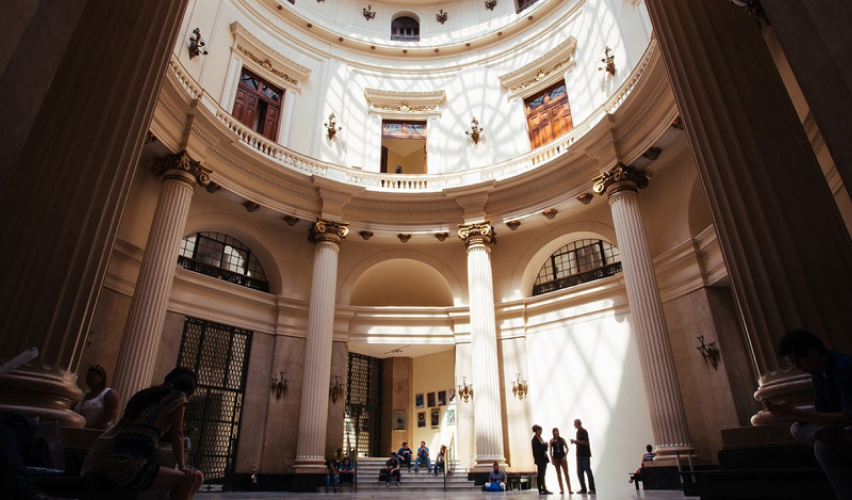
[531,424,553,495]
[550,428,573,494]
[414,440,430,473]
[570,419,595,495]
[73,364,120,430]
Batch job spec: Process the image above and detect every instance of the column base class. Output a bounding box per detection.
[752,374,813,426]
[473,456,507,470]
[0,368,84,427]
[293,457,326,474]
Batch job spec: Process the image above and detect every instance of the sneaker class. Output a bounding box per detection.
[577,490,587,495]
[589,490,596,495]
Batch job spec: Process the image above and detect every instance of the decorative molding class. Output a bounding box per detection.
[230,22,311,93]
[499,37,577,99]
[309,218,350,244]
[151,151,211,187]
[458,221,496,247]
[592,163,649,196]
[364,88,446,118]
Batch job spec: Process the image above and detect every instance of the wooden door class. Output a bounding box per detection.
[525,82,573,149]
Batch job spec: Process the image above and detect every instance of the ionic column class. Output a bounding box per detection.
[294,220,349,474]
[594,165,693,457]
[458,222,506,467]
[113,153,211,401]
[644,0,852,424]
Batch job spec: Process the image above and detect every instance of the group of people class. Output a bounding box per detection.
[531,420,595,495]
[380,441,448,485]
[324,448,354,493]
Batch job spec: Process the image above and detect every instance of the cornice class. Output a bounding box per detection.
[498,36,578,99]
[363,88,446,118]
[230,21,312,93]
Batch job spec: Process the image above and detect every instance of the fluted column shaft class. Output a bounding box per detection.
[113,159,206,401]
[459,223,506,466]
[295,221,348,473]
[644,0,852,423]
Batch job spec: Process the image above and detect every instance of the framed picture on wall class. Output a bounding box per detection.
[446,408,456,425]
[417,411,426,428]
[415,393,424,408]
[392,410,407,431]
[437,390,447,406]
[427,392,436,407]
[449,388,456,403]
[431,408,440,428]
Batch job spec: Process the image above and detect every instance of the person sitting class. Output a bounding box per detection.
[73,364,120,430]
[332,448,346,467]
[0,422,72,500]
[324,457,339,493]
[413,440,430,473]
[485,462,508,491]
[433,444,447,476]
[103,373,204,500]
[397,441,413,469]
[630,444,655,483]
[338,456,354,486]
[379,452,401,486]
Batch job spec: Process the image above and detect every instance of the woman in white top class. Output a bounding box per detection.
[74,364,120,429]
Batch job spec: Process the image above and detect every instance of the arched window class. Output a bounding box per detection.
[178,232,269,292]
[391,16,420,42]
[532,239,622,296]
[517,0,539,13]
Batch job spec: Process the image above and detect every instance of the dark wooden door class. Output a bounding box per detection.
[231,69,283,140]
[525,82,573,149]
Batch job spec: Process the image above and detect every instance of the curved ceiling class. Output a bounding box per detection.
[349,258,456,306]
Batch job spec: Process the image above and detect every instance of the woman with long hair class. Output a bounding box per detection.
[103,373,203,500]
[550,427,572,494]
[73,364,120,430]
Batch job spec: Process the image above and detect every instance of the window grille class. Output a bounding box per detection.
[343,353,382,457]
[178,232,269,292]
[391,16,420,41]
[533,239,623,296]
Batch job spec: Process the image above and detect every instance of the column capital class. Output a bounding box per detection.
[458,221,496,247]
[151,151,212,187]
[309,218,349,244]
[592,163,648,197]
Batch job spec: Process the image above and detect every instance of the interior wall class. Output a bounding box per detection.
[380,357,412,456]
[410,350,456,456]
[77,288,132,393]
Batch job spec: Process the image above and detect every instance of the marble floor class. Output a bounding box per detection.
[199,488,695,500]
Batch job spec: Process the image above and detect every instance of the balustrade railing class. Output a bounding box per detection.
[177,256,270,292]
[532,261,623,296]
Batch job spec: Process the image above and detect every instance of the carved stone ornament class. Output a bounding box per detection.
[458,222,496,246]
[577,193,594,205]
[283,215,300,226]
[592,163,649,196]
[359,230,374,240]
[499,37,577,99]
[642,147,662,161]
[309,219,350,244]
[363,5,376,21]
[398,233,412,243]
[151,151,211,187]
[244,201,261,212]
[436,9,448,24]
[542,208,558,220]
[506,220,521,230]
[435,232,449,241]
[485,0,497,11]
[364,88,446,118]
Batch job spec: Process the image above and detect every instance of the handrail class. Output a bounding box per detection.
[165,38,657,193]
[443,433,455,491]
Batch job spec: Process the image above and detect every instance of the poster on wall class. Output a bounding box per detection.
[427,392,436,407]
[417,411,426,428]
[437,390,447,406]
[392,410,407,431]
[446,408,456,425]
[415,393,424,408]
[431,408,440,428]
[449,388,456,403]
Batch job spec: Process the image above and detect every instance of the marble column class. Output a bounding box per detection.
[644,0,852,424]
[0,0,189,426]
[112,153,210,401]
[294,220,349,473]
[458,222,506,467]
[594,165,693,456]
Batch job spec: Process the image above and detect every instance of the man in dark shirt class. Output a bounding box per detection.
[570,419,596,494]
[380,451,401,486]
[766,329,852,500]
[397,441,413,469]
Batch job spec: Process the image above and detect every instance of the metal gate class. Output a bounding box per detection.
[344,353,382,457]
[176,317,252,487]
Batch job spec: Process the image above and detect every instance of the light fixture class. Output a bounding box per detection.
[696,336,720,370]
[598,46,615,76]
[436,9,448,25]
[188,28,208,59]
[512,373,528,400]
[324,113,342,140]
[363,5,376,21]
[458,376,474,403]
[485,0,497,11]
[271,370,289,400]
[465,118,484,145]
[330,375,345,403]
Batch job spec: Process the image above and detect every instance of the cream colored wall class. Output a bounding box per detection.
[385,145,425,174]
[410,350,456,455]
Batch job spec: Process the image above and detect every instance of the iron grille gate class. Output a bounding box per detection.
[177,317,252,487]
[344,353,382,457]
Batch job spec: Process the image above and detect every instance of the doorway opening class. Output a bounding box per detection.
[344,352,383,457]
[381,120,427,174]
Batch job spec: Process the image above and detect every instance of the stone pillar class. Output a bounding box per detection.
[112,153,210,401]
[0,0,189,426]
[458,222,506,467]
[593,164,693,457]
[644,0,852,424]
[294,220,349,473]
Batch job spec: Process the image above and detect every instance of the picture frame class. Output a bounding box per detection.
[437,390,447,406]
[417,411,426,428]
[392,410,407,431]
[431,408,440,428]
[446,408,456,425]
[415,393,424,408]
[427,392,436,407]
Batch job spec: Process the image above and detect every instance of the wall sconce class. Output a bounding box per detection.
[512,373,528,400]
[271,370,289,400]
[362,5,376,21]
[436,9,448,25]
[458,376,474,403]
[696,336,720,370]
[465,118,484,144]
[324,113,342,140]
[598,46,615,76]
[329,375,345,403]
[188,28,209,59]
[485,0,497,11]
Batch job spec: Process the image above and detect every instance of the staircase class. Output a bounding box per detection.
[353,457,478,491]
